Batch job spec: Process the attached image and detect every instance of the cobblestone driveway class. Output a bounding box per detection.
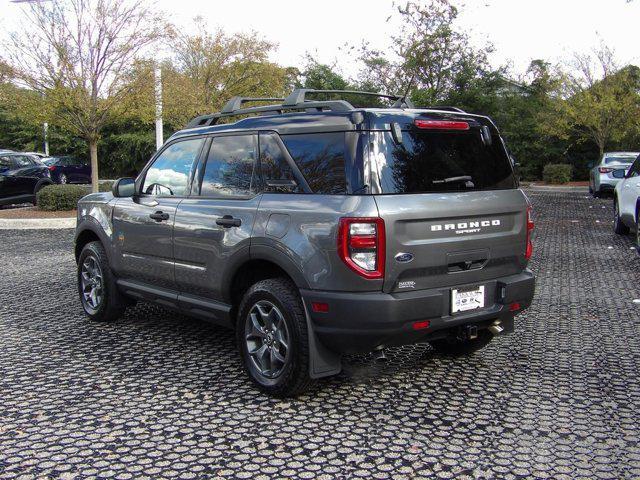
[1,191,639,479]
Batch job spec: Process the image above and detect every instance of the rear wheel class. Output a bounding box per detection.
[237,278,314,397]
[429,330,493,357]
[59,173,68,185]
[77,241,126,322]
[614,200,629,235]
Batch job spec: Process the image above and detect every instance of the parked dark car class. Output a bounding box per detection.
[0,153,53,206]
[43,156,91,184]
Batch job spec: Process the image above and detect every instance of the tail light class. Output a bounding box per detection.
[48,165,56,171]
[337,217,385,279]
[525,206,534,260]
[598,167,613,174]
[414,119,470,130]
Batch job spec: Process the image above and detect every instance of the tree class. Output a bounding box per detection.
[2,0,166,192]
[547,44,640,158]
[355,0,497,105]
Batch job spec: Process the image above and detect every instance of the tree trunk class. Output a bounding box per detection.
[89,139,99,193]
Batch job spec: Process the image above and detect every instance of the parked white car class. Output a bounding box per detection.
[590,152,639,197]
[614,154,640,248]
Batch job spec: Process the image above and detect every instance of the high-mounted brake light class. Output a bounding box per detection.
[525,206,534,260]
[414,119,470,130]
[598,167,614,174]
[337,217,385,279]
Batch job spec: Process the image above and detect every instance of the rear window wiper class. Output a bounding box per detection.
[432,175,474,185]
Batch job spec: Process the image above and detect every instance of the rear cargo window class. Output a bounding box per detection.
[372,128,516,194]
[281,132,347,194]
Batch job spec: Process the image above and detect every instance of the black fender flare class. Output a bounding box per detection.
[74,217,114,265]
[34,179,53,194]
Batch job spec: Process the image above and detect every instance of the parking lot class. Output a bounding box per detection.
[1,190,639,479]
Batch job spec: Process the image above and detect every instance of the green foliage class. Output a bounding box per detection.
[542,164,572,184]
[36,183,112,211]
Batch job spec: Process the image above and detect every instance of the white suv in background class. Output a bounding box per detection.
[614,154,640,248]
[590,152,639,197]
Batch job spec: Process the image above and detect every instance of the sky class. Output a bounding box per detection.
[1,0,639,79]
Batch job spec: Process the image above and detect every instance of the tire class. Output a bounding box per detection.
[32,181,49,206]
[236,278,314,397]
[77,241,126,322]
[59,173,67,185]
[614,200,629,235]
[429,330,493,357]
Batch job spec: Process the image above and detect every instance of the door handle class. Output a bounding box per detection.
[216,215,242,228]
[149,211,170,222]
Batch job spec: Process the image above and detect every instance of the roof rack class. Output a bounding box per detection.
[186,88,416,129]
[283,89,415,109]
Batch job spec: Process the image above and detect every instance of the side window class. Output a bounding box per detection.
[281,132,347,194]
[0,156,13,169]
[628,158,640,178]
[259,133,300,193]
[143,138,203,196]
[14,156,32,167]
[200,135,256,197]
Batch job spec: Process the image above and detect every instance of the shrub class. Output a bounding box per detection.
[542,163,572,184]
[36,182,114,211]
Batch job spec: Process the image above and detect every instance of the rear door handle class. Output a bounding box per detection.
[149,211,170,222]
[216,215,242,228]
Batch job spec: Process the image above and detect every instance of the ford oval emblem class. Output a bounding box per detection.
[395,252,414,263]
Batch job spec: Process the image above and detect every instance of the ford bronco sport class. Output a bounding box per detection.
[74,89,536,397]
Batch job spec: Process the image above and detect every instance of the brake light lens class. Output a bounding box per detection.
[525,206,534,260]
[598,167,613,174]
[337,217,385,279]
[48,165,56,171]
[414,119,470,130]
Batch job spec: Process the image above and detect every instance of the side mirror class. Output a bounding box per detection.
[112,177,136,197]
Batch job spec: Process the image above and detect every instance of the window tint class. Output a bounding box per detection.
[200,135,256,197]
[0,156,13,169]
[259,133,300,193]
[372,128,516,194]
[143,138,203,196]
[281,132,347,194]
[14,156,32,167]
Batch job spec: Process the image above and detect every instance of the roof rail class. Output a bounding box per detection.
[185,89,416,129]
[284,88,415,109]
[425,106,467,113]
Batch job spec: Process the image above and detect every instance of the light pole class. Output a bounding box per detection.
[155,65,163,150]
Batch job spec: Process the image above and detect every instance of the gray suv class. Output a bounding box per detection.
[74,89,536,396]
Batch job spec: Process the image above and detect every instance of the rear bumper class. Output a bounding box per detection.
[301,270,535,354]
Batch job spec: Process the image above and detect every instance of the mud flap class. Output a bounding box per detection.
[302,300,342,379]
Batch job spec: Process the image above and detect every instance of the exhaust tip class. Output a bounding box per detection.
[488,321,504,335]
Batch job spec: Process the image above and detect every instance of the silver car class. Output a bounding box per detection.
[614,154,640,247]
[590,152,639,197]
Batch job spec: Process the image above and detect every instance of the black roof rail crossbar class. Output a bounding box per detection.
[284,89,415,109]
[186,99,355,128]
[220,96,285,114]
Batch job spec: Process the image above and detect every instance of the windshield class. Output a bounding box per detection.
[371,126,516,194]
[605,155,638,165]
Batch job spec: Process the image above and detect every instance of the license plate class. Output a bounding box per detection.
[451,285,485,313]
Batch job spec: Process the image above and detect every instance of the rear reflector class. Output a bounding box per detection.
[311,302,329,313]
[412,320,431,330]
[414,119,470,130]
[509,302,521,312]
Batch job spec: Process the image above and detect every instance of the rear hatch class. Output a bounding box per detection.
[368,112,529,294]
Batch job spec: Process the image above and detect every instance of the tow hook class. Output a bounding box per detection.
[488,320,504,335]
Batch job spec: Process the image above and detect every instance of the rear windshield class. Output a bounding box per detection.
[372,127,517,194]
[605,156,637,165]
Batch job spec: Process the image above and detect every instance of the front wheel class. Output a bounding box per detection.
[237,278,314,397]
[429,330,493,357]
[614,200,630,235]
[77,241,126,322]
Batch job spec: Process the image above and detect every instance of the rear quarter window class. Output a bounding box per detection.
[281,132,347,194]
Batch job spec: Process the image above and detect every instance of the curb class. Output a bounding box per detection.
[0,218,76,230]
